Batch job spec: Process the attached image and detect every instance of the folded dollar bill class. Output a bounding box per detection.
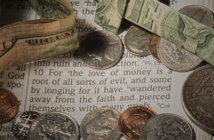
[0,0,79,72]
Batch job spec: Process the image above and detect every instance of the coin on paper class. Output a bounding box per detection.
[118,106,156,140]
[79,30,124,70]
[149,35,160,62]
[157,38,203,72]
[29,112,80,140]
[157,5,214,72]
[12,111,40,140]
[140,113,194,140]
[125,26,152,57]
[182,65,214,135]
[0,88,19,124]
[80,108,121,140]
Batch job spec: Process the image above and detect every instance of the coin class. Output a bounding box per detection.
[118,106,156,140]
[125,26,152,56]
[157,5,214,72]
[140,113,194,140]
[157,38,203,72]
[79,30,124,70]
[0,88,19,124]
[182,65,214,135]
[179,5,214,28]
[12,111,40,140]
[149,35,160,62]
[80,108,121,140]
[29,112,80,140]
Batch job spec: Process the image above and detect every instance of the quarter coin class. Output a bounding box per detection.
[0,88,19,124]
[140,113,193,140]
[12,111,40,140]
[29,112,80,140]
[182,65,214,135]
[80,108,121,140]
[79,30,124,70]
[125,26,152,57]
[157,5,214,72]
[118,106,156,140]
[157,38,203,72]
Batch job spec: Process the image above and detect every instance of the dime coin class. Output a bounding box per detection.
[79,30,124,70]
[0,88,19,124]
[125,26,152,56]
[140,113,193,140]
[182,65,214,135]
[12,111,40,140]
[149,35,160,62]
[118,106,156,140]
[29,112,80,140]
[157,5,214,72]
[80,108,121,140]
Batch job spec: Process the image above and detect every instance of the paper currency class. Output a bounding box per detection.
[95,0,214,66]
[0,0,79,72]
[95,0,128,33]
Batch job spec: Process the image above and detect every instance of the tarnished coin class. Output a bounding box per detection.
[12,111,40,140]
[80,108,121,140]
[149,35,160,62]
[179,5,214,28]
[29,112,80,140]
[140,113,193,140]
[118,106,156,140]
[0,88,19,124]
[157,5,214,72]
[125,26,152,56]
[79,30,123,69]
[182,65,214,135]
[157,38,203,72]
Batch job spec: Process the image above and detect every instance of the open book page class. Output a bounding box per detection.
[0,0,213,140]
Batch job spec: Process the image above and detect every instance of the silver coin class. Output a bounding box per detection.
[12,111,40,140]
[79,30,124,70]
[140,113,193,140]
[179,5,214,28]
[157,5,214,72]
[157,38,203,72]
[80,108,121,140]
[125,26,152,56]
[29,112,80,140]
[182,65,214,135]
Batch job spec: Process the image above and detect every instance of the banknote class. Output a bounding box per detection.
[95,0,128,33]
[0,0,79,72]
[95,0,214,66]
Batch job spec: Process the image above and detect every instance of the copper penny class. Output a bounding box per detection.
[0,88,19,124]
[149,35,160,62]
[118,106,156,140]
